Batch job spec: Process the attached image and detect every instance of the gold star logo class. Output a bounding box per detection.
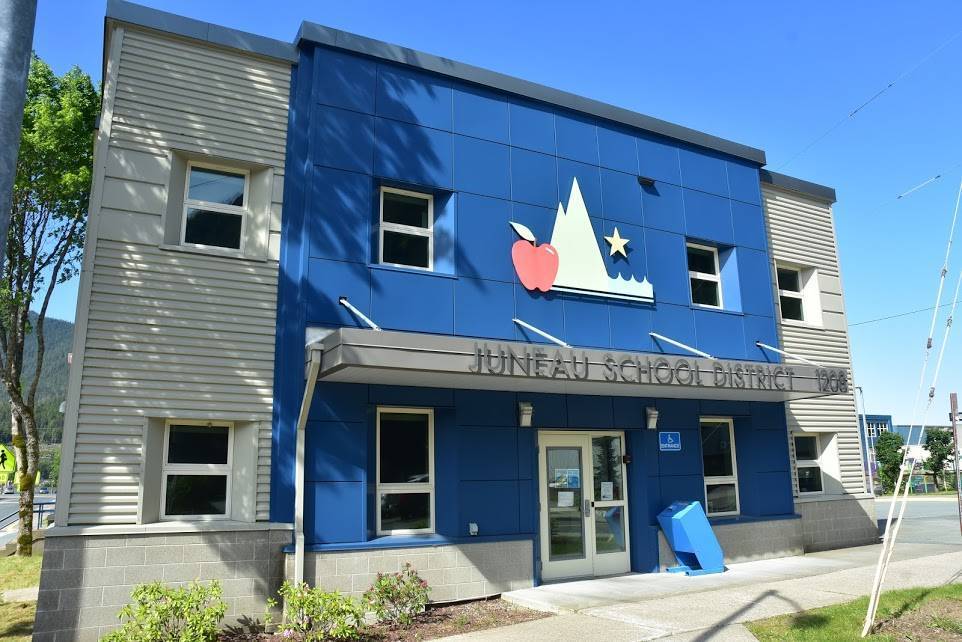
[604,227,630,258]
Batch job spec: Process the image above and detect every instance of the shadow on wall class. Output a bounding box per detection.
[309,62,499,329]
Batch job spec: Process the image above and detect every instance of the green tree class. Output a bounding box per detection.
[924,429,954,489]
[0,55,97,555]
[875,431,906,494]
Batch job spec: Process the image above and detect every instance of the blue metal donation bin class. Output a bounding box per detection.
[656,501,725,575]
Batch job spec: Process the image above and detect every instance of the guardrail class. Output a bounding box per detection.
[0,501,55,531]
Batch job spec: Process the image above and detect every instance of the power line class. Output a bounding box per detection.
[776,26,962,171]
[849,297,962,327]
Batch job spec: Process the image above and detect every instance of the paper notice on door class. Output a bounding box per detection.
[557,491,575,508]
[600,481,614,501]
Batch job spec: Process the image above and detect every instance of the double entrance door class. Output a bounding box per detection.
[538,431,630,581]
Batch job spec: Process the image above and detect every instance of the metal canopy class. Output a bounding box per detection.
[309,327,850,402]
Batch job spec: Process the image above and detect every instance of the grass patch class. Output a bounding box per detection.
[0,556,40,593]
[0,601,34,641]
[747,583,962,641]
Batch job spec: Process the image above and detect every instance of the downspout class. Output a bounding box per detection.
[294,344,322,584]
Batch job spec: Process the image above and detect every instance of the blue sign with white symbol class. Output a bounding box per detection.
[659,431,682,452]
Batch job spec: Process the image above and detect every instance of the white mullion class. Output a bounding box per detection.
[375,407,435,535]
[181,161,250,251]
[379,186,434,271]
[160,420,233,521]
[687,242,723,309]
[701,417,739,516]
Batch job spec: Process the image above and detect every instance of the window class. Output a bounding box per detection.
[161,421,232,519]
[182,162,249,250]
[376,408,434,535]
[700,418,739,516]
[777,266,804,321]
[379,187,433,270]
[687,243,722,308]
[794,434,824,494]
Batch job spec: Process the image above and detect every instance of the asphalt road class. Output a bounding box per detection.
[876,497,962,546]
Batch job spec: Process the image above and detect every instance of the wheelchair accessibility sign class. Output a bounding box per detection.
[659,431,681,452]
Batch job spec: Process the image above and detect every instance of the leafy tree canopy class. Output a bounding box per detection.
[875,431,905,494]
[1,55,97,554]
[924,429,955,488]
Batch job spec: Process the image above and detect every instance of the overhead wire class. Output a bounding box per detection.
[776,26,962,171]
[849,297,962,327]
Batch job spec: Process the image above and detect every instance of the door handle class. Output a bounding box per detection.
[584,498,591,517]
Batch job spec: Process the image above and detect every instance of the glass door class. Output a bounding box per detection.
[539,434,592,580]
[539,431,631,581]
[590,434,630,576]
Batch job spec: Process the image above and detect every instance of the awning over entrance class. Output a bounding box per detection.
[308,327,849,402]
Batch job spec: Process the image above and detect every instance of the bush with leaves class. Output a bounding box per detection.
[101,580,226,642]
[363,562,430,626]
[277,581,364,640]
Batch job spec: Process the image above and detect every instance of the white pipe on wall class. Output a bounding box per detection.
[294,346,323,584]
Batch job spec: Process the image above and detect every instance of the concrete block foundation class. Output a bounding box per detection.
[288,539,535,603]
[33,527,290,642]
[795,496,879,551]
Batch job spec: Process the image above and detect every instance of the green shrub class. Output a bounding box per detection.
[363,562,430,626]
[101,580,226,642]
[277,580,364,641]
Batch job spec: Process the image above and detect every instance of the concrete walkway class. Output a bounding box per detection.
[444,543,962,641]
[3,586,38,602]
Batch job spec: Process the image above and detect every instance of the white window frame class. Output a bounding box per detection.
[687,242,723,309]
[181,160,250,252]
[160,419,233,521]
[376,407,435,535]
[776,264,805,322]
[378,186,434,271]
[700,417,739,517]
[793,434,825,495]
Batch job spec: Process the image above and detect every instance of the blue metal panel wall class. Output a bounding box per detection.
[295,383,791,575]
[272,42,792,560]
[291,44,779,360]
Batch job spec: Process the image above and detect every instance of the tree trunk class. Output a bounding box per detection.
[10,404,38,555]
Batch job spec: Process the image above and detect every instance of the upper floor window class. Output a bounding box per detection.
[182,163,249,251]
[161,421,232,520]
[700,417,739,517]
[687,243,722,308]
[794,434,824,494]
[777,266,804,321]
[379,187,433,270]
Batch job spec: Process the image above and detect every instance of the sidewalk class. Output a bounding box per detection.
[443,543,962,641]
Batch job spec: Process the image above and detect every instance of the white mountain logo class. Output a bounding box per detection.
[510,177,654,302]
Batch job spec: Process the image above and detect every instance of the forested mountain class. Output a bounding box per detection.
[0,314,74,443]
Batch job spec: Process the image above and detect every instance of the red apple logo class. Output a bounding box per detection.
[510,222,559,292]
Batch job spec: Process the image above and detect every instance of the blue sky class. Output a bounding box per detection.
[30,0,962,424]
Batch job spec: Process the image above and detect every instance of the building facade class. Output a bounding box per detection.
[37,2,876,639]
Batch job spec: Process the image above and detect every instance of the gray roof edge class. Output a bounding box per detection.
[297,21,767,166]
[760,170,837,204]
[105,0,297,63]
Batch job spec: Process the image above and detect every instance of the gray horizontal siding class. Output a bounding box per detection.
[762,185,865,496]
[64,26,289,525]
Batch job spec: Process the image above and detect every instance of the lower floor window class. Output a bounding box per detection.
[794,434,824,494]
[161,421,232,519]
[701,417,739,516]
[376,408,434,535]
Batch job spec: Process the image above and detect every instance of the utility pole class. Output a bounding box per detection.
[0,0,39,264]
[951,393,961,535]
